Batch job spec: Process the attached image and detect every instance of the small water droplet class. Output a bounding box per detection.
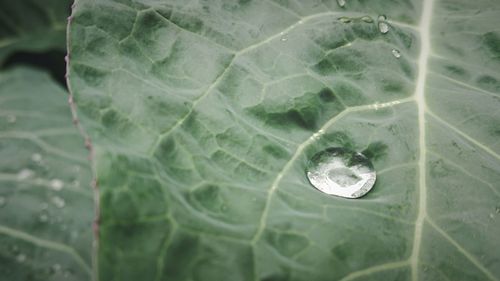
[306,147,376,198]
[337,0,346,8]
[495,207,500,213]
[377,15,389,34]
[392,49,401,58]
[16,254,26,263]
[7,115,16,123]
[489,213,494,219]
[51,196,65,208]
[52,263,62,273]
[17,169,34,180]
[279,31,288,42]
[31,153,42,163]
[338,17,352,23]
[50,179,64,191]
[361,16,373,23]
[39,212,49,223]
[0,196,6,207]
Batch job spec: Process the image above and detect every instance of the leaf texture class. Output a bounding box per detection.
[68,0,500,280]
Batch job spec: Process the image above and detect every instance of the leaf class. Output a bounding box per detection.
[0,0,72,64]
[0,67,93,280]
[67,0,500,280]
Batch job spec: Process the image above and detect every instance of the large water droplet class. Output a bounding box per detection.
[392,49,401,58]
[377,15,389,34]
[337,0,346,8]
[306,147,376,198]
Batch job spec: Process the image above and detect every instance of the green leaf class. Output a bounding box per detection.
[0,0,72,64]
[68,0,500,280]
[0,67,93,280]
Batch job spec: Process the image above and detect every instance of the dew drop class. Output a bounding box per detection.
[279,32,287,42]
[49,179,64,191]
[361,16,373,23]
[52,263,62,273]
[392,49,401,58]
[17,169,34,180]
[489,213,494,219]
[16,254,26,263]
[6,115,16,123]
[31,153,42,163]
[338,17,352,23]
[337,0,346,8]
[306,147,376,198]
[0,196,6,207]
[377,15,389,34]
[51,196,66,208]
[39,212,49,223]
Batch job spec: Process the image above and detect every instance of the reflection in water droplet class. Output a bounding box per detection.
[50,179,64,191]
[7,115,16,123]
[17,169,34,180]
[306,147,376,198]
[337,0,346,8]
[377,15,389,34]
[51,196,65,208]
[392,49,401,58]
[361,16,373,23]
[0,196,6,207]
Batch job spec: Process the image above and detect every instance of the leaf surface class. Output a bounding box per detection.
[0,67,93,281]
[68,0,500,280]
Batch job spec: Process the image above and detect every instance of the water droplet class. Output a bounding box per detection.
[361,16,373,23]
[306,147,376,198]
[392,49,401,58]
[0,196,6,207]
[338,17,352,23]
[51,196,65,208]
[495,207,500,213]
[16,254,26,263]
[49,179,64,191]
[31,153,42,163]
[39,213,49,223]
[17,169,34,180]
[337,0,346,8]
[489,213,494,219]
[7,115,16,123]
[52,263,62,273]
[280,32,288,42]
[377,15,389,34]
